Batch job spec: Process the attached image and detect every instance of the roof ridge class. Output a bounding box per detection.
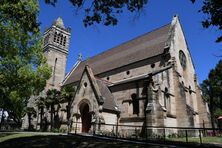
[62,60,81,85]
[81,23,171,62]
[63,22,171,85]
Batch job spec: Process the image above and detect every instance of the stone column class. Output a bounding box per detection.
[145,77,164,137]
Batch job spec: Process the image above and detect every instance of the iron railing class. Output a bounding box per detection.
[70,121,222,144]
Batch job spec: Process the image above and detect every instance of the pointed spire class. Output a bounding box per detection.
[53,17,65,28]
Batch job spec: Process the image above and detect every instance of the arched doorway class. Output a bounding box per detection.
[79,103,91,133]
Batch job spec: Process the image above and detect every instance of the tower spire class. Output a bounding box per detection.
[53,17,65,29]
[43,17,71,90]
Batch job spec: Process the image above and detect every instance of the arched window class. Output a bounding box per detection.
[164,87,171,113]
[52,58,57,85]
[63,36,66,46]
[131,93,139,114]
[60,34,63,45]
[57,33,60,43]
[54,32,57,42]
[179,50,186,69]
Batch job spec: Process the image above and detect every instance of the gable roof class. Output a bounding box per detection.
[63,23,171,86]
[84,65,104,105]
[72,65,119,113]
[96,79,120,113]
[84,66,119,113]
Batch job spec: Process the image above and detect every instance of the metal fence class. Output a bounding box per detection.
[71,122,222,144]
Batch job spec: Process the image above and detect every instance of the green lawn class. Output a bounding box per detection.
[0,133,39,143]
[202,137,222,144]
[0,132,222,148]
[0,133,156,148]
[0,133,14,138]
[168,136,222,144]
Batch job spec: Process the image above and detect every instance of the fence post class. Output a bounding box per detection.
[112,125,115,136]
[199,130,202,144]
[75,121,77,134]
[185,130,188,143]
[203,120,206,137]
[116,124,118,138]
[93,122,95,135]
[145,125,148,141]
[163,127,166,141]
[135,127,137,139]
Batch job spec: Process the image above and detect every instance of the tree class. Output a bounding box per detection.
[45,89,61,131]
[201,60,222,128]
[44,0,222,43]
[191,0,222,42]
[36,96,46,130]
[0,0,51,126]
[35,86,75,131]
[25,107,37,130]
[60,85,76,122]
[44,0,148,27]
[0,109,6,129]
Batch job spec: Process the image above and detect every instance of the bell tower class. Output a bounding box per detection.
[43,17,71,90]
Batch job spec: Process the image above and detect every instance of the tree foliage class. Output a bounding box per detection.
[44,0,222,42]
[34,86,75,131]
[36,96,45,130]
[201,60,222,126]
[25,107,37,130]
[44,0,148,27]
[61,85,76,121]
[0,0,51,125]
[45,89,61,130]
[191,0,222,42]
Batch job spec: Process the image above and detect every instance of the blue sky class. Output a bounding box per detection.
[39,0,221,84]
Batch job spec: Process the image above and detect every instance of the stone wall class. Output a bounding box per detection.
[44,50,68,90]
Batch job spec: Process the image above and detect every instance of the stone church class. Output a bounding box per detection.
[23,16,211,135]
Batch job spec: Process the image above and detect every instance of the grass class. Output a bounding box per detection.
[0,132,222,148]
[201,136,222,143]
[0,133,15,138]
[0,133,37,143]
[168,136,222,144]
[0,133,157,148]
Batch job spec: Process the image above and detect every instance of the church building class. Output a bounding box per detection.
[61,15,210,135]
[24,15,211,136]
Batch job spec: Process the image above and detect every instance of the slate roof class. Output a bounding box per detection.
[63,23,171,86]
[96,79,119,113]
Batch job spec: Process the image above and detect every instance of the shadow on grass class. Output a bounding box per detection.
[0,135,154,148]
[2,134,222,148]
[0,133,15,138]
